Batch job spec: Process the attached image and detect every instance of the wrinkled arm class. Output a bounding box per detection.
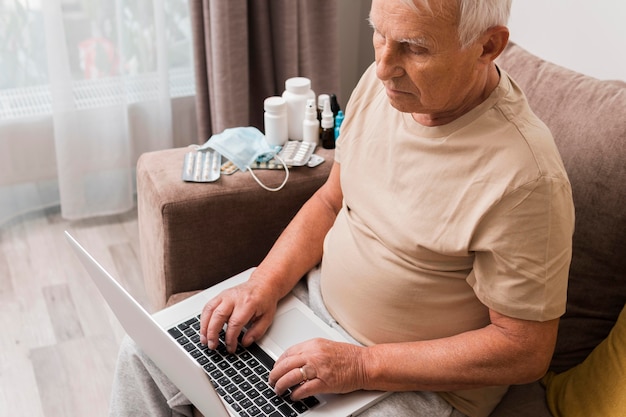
[201,162,343,350]
[249,161,343,301]
[361,310,559,391]
[271,309,558,399]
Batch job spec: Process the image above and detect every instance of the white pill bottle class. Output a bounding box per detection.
[282,77,315,141]
[263,96,288,147]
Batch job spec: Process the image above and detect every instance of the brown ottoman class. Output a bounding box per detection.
[137,146,334,311]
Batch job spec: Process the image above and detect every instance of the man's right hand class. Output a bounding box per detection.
[199,278,279,353]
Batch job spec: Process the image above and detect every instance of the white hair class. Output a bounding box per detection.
[399,0,512,48]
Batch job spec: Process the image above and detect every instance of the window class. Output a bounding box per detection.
[0,0,195,120]
[0,0,197,224]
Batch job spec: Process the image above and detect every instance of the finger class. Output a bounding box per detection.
[272,344,301,370]
[268,349,295,385]
[223,310,250,353]
[199,299,219,347]
[268,350,297,387]
[240,313,273,347]
[272,367,310,396]
[289,378,324,401]
[205,301,234,349]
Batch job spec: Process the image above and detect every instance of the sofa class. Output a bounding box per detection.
[136,42,626,416]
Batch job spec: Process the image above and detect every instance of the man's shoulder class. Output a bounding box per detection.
[495,70,549,134]
[488,71,569,185]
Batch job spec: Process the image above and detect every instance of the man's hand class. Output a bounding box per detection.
[199,279,279,353]
[268,338,368,400]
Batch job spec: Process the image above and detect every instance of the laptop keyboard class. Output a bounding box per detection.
[168,315,320,417]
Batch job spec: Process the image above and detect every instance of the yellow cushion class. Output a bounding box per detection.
[542,304,626,416]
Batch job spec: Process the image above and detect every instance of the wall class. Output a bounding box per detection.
[504,1,625,81]
[337,0,374,110]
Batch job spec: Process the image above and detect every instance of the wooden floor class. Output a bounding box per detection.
[0,206,148,417]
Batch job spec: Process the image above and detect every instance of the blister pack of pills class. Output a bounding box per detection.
[250,160,286,170]
[182,149,221,182]
[306,154,325,168]
[277,140,316,166]
[220,160,239,175]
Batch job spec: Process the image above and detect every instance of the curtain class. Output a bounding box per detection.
[189,0,340,141]
[0,0,196,224]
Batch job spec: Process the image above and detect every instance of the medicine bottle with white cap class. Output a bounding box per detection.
[282,77,315,141]
[263,96,288,147]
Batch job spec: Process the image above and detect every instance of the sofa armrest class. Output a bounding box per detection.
[137,147,334,311]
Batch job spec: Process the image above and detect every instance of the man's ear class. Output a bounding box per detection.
[479,26,510,62]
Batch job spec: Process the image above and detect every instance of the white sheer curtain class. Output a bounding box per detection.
[0,0,195,224]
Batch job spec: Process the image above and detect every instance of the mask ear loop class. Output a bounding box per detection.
[247,153,289,192]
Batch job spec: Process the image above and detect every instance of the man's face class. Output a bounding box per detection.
[370,0,487,125]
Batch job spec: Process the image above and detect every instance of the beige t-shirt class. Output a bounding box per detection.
[320,63,574,417]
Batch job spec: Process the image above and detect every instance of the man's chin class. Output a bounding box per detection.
[386,96,420,114]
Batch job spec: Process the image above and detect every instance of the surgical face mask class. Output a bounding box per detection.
[199,127,288,191]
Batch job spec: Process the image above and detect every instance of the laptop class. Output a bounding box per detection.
[65,231,389,417]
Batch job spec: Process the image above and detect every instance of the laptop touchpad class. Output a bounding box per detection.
[268,308,331,351]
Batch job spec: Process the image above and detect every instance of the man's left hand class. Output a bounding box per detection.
[268,338,368,400]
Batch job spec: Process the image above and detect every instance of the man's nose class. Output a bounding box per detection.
[375,41,404,80]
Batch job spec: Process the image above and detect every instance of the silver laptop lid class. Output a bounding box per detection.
[64,231,231,417]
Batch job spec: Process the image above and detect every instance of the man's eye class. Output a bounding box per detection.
[407,44,428,55]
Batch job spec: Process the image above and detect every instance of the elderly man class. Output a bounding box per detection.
[111,0,574,416]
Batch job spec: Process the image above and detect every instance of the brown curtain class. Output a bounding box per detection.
[189,0,340,142]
